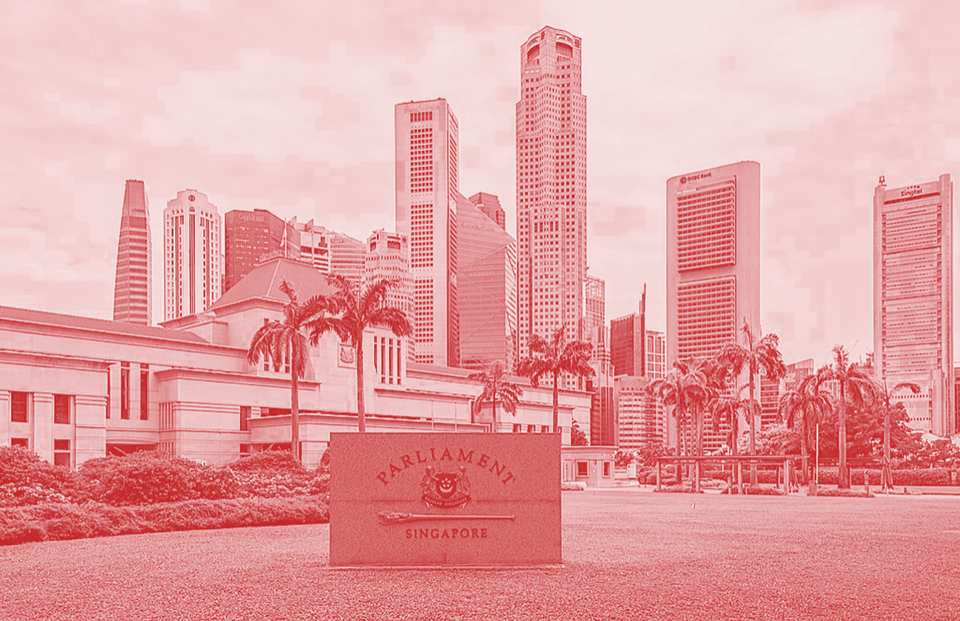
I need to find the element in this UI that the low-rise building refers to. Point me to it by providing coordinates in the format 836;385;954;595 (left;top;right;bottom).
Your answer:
0;257;590;468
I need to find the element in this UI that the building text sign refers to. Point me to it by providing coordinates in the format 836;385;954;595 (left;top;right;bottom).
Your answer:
329;432;561;566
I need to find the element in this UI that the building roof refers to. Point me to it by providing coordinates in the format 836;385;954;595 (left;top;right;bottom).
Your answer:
0;305;208;344
210;256;336;310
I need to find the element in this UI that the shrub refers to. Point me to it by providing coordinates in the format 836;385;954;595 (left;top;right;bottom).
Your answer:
0;496;330;546
727;485;785;496
816;489;873;498
0;446;69;494
70;453;243;505
229;451;306;474
654;484;701;494
811;467;954;487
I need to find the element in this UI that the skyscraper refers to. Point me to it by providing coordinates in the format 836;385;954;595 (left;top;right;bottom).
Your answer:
610;313;666;379
516;26;587;382
395;98;460;366
164;189;222;321
667;161;761;450
364;229;414;328
287;218;365;282
615;376;665;450
468;191;506;229
112;180;152;325
458;193;518;370
223;209;299;293
874;175;954;435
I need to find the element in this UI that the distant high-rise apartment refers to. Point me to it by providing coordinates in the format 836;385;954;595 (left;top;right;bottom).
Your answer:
112;180;152;325
667;161;761;450
223;209;299;293
289;218;365;282
364;229;414;327
458;193;518;370
395;98;460;366
517;26;587;384
874;175;954;435
164;189;222;321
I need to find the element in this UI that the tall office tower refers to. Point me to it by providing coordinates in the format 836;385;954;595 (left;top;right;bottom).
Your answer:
289;217;332;273
457;193;518;370
223;209;299;293
615;376;665;450
611;315;667;379
469;192;506;229
609;313;640;377
874;175;954;435
289;218;365;282
364;229;414;327
667;161;761;451
782;358;815;394
587;325;616;446
584;274;605;338
112;180;152;325
516;26;587;385
759;375;780;429
164;189;222;321
395;98;460;366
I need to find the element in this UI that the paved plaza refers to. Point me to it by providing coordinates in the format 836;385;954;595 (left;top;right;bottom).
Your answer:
1;491;958;620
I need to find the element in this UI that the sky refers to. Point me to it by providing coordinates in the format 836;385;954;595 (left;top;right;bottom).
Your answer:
2;0;959;369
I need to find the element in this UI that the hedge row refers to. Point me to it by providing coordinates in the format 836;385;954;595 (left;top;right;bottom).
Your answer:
636;464;958;487
0;447;330;508
0;496;329;546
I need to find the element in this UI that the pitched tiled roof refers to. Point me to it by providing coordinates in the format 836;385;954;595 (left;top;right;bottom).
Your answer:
211;257;336;310
0;305;209;343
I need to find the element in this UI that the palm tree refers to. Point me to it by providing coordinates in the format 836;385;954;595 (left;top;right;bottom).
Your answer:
706;383;757;492
717;318;786;485
817;345;877;489
516;324;594;435
313;275;412;433
468;360;523;431
646;359;711;488
873;380;921;491
246;280;335;461
779;374;834;488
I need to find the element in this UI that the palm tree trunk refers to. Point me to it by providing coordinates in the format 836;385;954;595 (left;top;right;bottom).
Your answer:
800;414;809;486
552;372;559;435
290;365;300;462
675;407;683;485
356;337;366;433
748;366;757;486
695;408;703;492
493;393;498;433
731;409;742;494
838;396;849;489
882;404;892;491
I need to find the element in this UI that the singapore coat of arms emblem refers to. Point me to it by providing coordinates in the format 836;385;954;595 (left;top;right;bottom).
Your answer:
420;465;471;508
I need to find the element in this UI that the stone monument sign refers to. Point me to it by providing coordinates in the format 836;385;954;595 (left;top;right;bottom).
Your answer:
329;432;562;566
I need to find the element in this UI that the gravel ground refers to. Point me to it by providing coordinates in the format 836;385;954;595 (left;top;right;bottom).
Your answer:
1;492;958;620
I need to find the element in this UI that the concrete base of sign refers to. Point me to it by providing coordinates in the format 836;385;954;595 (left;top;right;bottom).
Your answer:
329;433;562;567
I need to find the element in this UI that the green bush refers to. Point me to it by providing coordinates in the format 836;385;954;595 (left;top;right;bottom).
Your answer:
0;496;329;546
727;485;785;496
812;467;955;487
815;489;873;498
229;451;305;473
0;447;70;504
654;484;701;494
